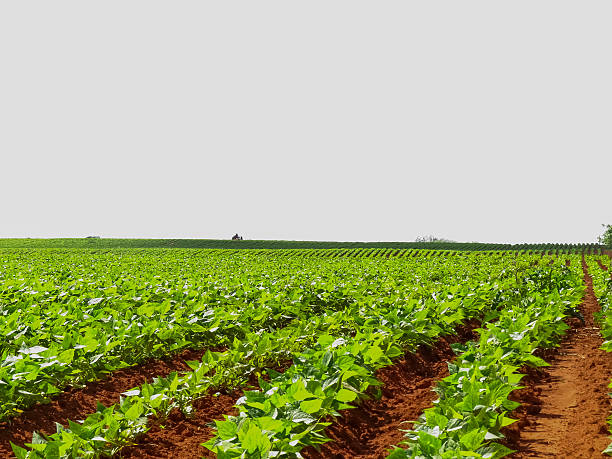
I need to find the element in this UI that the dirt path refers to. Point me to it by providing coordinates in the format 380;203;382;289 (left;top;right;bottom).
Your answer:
301;321;480;459
0;347;213;458
508;259;612;458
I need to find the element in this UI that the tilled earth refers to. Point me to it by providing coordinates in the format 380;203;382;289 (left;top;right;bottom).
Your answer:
301;321;480;459
0;347;213;458
505;259;612;458
3;256;612;459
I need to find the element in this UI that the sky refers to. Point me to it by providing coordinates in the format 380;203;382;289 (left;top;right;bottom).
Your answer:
1;2;610;244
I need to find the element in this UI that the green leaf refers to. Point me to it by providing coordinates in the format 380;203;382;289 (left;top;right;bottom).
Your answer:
300;398;323;414
238;422;266;454
335;388;357;403
460;428;486;451
215;420;238;440
57;349;75;364
317;335;335;347
286;408;316;424
124;401;143;421
500;415;517;427
523;354;549;367
289;381;313;401
365;345;384;363
10;442;29;459
256;417;284;432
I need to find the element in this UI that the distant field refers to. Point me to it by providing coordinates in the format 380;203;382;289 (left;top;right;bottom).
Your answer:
0;238;605;253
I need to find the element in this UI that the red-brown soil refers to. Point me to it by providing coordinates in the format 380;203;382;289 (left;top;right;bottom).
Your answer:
118;389;241;459
505;259;612;458
301;320;481;459
0;347;213;458
113;321;479;459
116;359;291;459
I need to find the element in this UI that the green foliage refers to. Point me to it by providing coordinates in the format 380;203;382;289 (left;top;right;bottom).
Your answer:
205;256;584;458
396;259;584;458
4;250;589;458
599;224;612;247
9;249;529;458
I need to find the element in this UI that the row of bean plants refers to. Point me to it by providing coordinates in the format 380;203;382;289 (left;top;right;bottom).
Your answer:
390;257;584;457
1;249;363;420
2;250;580;458
204;256;584;458
5;250;533;457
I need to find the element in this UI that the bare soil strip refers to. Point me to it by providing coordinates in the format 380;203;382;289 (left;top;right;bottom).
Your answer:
0;347;212;458
118;389;241;459
113;321;479;459
301;320;480;459
116;360;291;459
506;259;612;458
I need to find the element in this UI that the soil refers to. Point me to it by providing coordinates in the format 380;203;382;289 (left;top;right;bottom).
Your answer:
115;359;291;459
505;258;612;458
111;321;479;459
118;389;241;459
301;320;481;459
0;347;213;458
4;255;611;459
598;260;609;272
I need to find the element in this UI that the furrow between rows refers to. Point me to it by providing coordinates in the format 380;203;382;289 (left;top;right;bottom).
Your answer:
0;347;213;458
112;322;481;459
302;321;480;459
504;258;612;458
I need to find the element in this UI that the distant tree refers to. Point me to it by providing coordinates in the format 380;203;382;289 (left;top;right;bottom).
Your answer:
598;224;612;247
415;235;455;243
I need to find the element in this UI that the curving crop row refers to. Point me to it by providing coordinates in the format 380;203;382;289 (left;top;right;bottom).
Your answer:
9;251;526;458
389;258;584;458
8;248;506;419
1;250;365;420
203;257;577;457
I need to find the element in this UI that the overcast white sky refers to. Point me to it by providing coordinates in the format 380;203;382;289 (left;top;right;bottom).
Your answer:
1;2;610;244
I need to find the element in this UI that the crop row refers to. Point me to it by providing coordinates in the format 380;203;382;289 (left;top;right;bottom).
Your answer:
8;253;581;458
391;258;584;457
1;249;518;421
251;248;592;258
3;251;548;457
205;257;584;458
